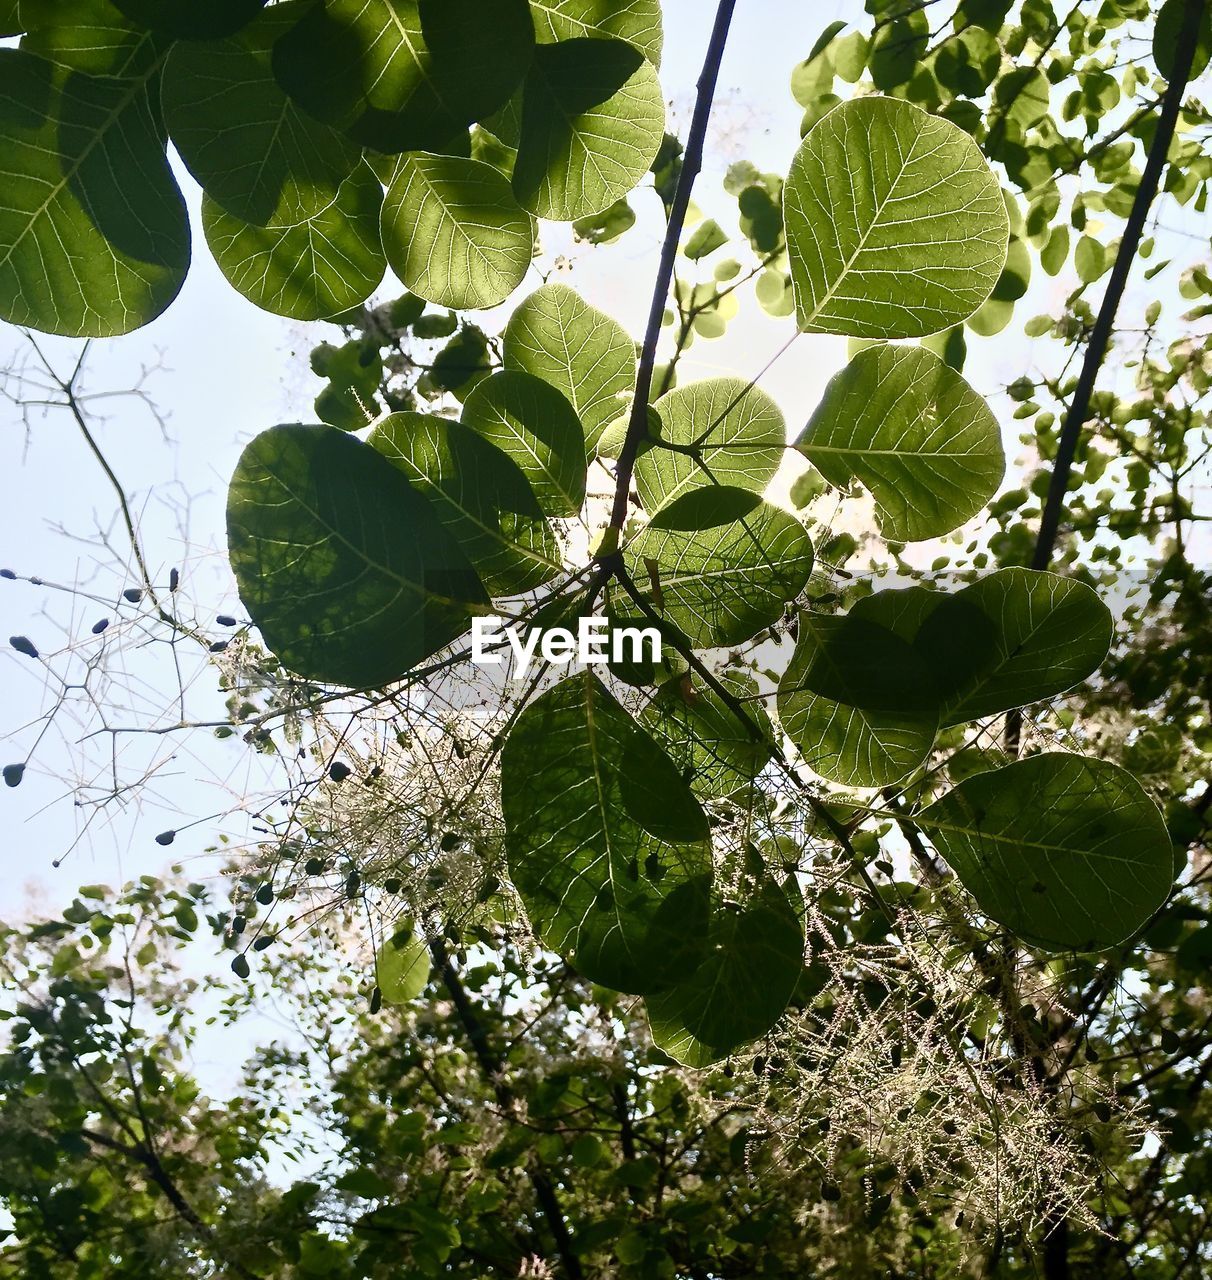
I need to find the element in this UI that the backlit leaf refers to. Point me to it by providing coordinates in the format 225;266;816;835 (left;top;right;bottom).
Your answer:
504;283;636;457
226;424;488;687
460;371;587;518
647;877;804;1065
203;163;385;320
376;921;431;1004
271;0;534;153
529;0;663;65
643;673;774;799
785;96;1009;338
382;153;535;310
369;412;562;596
625;490;814;648
635;379;786;516
920;754;1174;950
163;3;361;227
796;344;1005;541
0;48;190;337
777;607;938;789
502;672;712;993
915;568;1113;725
512;37;665;221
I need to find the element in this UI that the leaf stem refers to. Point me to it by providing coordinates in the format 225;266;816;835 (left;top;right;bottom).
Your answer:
609;0;738;532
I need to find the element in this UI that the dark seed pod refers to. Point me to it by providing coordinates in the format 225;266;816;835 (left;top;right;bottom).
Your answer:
216;614;237;627
155;830;176;846
383;877;402;894
821;1181;842;1202
3;763;25;788
1084;1043;1100;1062
252;934;275;951
328;761;352;783
1093;1101;1112;1123
304;857;326;876
232;915;246;935
0;569;14;579
9;636;39;659
370;986;382;1015
345;871;361;898
891;1043;902;1069
255;884;274;905
169;568;180;592
123;588;143;603
209;641;229;654
231;954;250;979
439;831;460;852
91;618;110;634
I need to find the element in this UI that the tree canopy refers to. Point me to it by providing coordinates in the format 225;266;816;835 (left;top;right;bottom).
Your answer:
2;0;1212;1276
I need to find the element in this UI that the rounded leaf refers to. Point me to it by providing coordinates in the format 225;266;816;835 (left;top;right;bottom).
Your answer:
204;164;386;320
226;423;488;687
369;412;562;596
647;878;804;1065
796;344;1005;541
382;153;535;310
530;0;662;65
271;0;534;153
625;491;814;648
920;754;1174;951
636;378;786;516
512;38;665;221
162;4;361;227
503;282;636;456
501;672;712;994
0;49;190;337
785;96;1009;338
460;371;587;518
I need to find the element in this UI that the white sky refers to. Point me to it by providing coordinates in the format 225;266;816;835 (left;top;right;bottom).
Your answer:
0;0;1208;920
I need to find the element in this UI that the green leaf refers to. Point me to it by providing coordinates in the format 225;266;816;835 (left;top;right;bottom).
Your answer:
460;371;586;518
382;153;535;310
992;66;1050;133
1154;0;1212;79
529;0;663;65
785;96;1009;338
226;424;488;687
635;379;786;516
777;608;937;789
162;3;361;227
113;0;267;39
919;754;1174;951
271;0;534;153
795;344;1005;541
20;0;155;74
643;673;774;799
915;568;1113;725
0;48;190;337
203;164;385;320
1040;224;1069;276
647;878;804;1065
501;672;712;993
624;491;814;648
512;38;665;221
503;282;637;456
683;218;727;260
376;921;431;1004
369;412;562;595
1075;235;1107;283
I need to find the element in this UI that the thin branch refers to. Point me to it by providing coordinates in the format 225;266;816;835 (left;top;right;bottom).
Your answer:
1030;0;1206;571
609;0;738;533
